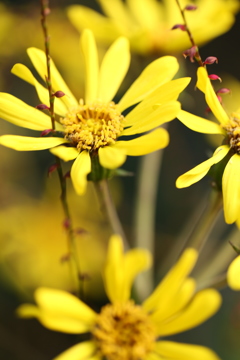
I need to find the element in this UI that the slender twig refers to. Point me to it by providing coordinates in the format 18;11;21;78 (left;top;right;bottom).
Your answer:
40;0;81;296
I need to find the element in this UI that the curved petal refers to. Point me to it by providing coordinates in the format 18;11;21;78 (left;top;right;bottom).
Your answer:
27;47;78;108
71;150;91;195
53;341;97;360
154;341;221;360
222;153;240;224
103;235;151;303
0;93;57;131
227;256;240;290
156;289;222;336
176;145;230;188
0;135;68;151
197;67;229;125
98;37;130;102
122;101;180;136
178;110;225;135
98;145;127;169
118;56;179;111
80;29;99;104
143;248;198;313
50;146;79;161
115;128;169;156
11;63;68;116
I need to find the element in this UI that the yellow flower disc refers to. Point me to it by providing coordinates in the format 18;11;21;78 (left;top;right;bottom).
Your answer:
92;300;156;360
222;113;240;153
61;99;125;152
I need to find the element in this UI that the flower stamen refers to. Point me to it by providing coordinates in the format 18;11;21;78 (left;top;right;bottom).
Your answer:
223;114;240;153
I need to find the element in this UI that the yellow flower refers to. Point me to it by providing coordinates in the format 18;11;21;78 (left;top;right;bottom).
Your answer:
0;29;190;195
17;235;221;360
227;255;240;290
67;0;239;56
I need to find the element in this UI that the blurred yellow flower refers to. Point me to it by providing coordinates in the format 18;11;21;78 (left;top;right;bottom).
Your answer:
227;255;240;290
18;235;221;360
67;0;239;56
0;29;190;195
176;67;240;224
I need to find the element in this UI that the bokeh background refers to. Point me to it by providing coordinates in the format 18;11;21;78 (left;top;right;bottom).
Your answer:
0;1;240;359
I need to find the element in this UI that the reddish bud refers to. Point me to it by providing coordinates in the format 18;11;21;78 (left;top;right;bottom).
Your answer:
75;227;88;235
171;24;186;31
60;253;70;263
217;95;222;104
48;163;59;176
184;5;198;10
53;91;65;98
79;272;91;281
43;7;51;16
183;46;198;63
64;171;71;179
216;88;231;95
63;218;71;229
203;56;218;65
208;74;222;82
41;129;53;137
36;104;49;110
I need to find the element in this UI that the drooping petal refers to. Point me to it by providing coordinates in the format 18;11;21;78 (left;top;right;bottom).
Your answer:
98;146;127;169
122;101;180;136
118;56;179;111
115;128;169;155
156;289;222;336
176;145;230;188
154;341;221;360
0;135;68;151
80;29;99;104
143;248;198;313
123;78;190;128
227;256;240;290
222;153;240;224
11;63;68;116
71;150;91;195
0;93;60;131
53;341;97;360
98;37;130;102
197;67;229;125
178;110;225;135
27;47;78;108
50;146;79;161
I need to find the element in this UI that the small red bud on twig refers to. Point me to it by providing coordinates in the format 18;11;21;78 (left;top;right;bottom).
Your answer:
216;88;231;95
183;46;198;62
63;218;71;229
171;24;187;31
203;56;218;65
41;129;54;137
184;5;198;10
64;171;71;179
53;91;65;98
36;104;50;111
48;163;59;176
208;74;222;82
60;253;70;263
217;95;222;104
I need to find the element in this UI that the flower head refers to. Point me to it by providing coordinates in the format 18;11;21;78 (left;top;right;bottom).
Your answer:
176;67;240;224
0;29;190;195
67;0;239;55
18;235;221;360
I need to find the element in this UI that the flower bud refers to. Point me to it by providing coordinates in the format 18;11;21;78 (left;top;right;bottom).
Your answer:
171;24;186;31
208;74;222;82
41;129;54;137
53;91;65;98
203;56;218;65
48;163;59;176
184;5;198;10
216;88;231;95
36;104;50;110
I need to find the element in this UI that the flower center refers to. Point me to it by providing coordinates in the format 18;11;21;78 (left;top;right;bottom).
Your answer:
92;301;156;360
223;114;240;153
60;100;125;152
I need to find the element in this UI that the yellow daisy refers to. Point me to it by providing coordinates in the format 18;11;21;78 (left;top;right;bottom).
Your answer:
17;235;222;360
0;29;190;195
67;0;239;55
176;67;240;224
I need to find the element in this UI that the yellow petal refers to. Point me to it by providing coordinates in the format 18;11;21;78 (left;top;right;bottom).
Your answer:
53;341;97;360
197;67;229;125
222;154;240;224
71;150;91;195
98;146;127;169
227;256;240;290
154;341;221;360
11;64;68;116
103;235;151;303
80;29;99;104
0;135;68;151
115;128;169;155
0;93;57;131
157;289;222;336
127;0;160;30
98;0;132;28
27;47;78;108
178;110;225;135
118;56;179;111
176;145;229;188
123;78;191;128
143;248;198;312
98;37;130;102
122;101;180;136
50;146;79;161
